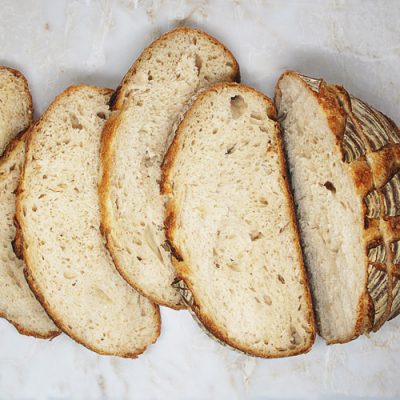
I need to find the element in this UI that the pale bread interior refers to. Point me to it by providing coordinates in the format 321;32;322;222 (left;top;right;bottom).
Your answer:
103;29;238;308
276;74;366;343
164;85;314;356
17;86;159;355
0;138;58;337
0;68;32;155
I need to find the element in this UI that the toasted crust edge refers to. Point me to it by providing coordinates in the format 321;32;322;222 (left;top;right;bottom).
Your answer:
100;27;239;309
161;82;316;358
15;85;161;357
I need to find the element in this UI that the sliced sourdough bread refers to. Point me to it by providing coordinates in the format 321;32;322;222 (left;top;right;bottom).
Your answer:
0;67;33;155
0;133;59;338
161;83;315;357
15;86;160;357
100;27;239;309
275;71;395;344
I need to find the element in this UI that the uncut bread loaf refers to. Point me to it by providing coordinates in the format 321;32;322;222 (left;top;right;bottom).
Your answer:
162;83;315;357
100;27;239;309
0;67;33;155
275;71;399;344
15;86;160;357
0;134;59;339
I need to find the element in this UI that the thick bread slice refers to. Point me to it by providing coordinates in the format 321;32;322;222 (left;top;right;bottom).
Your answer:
15;86;160;357
162;83;315;357
0;134;59;338
275;71;388;344
100;27;239;309
0;67;33;155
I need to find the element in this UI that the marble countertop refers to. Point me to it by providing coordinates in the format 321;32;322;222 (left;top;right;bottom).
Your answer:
1;1;400;399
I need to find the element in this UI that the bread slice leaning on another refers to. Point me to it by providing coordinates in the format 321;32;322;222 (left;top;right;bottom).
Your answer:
162;83;315;357
15;86;160;357
275;71;395;344
100;27;239;309
0;67;33;155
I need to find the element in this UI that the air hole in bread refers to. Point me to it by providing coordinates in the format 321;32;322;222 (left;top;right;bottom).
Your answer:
323;181;336;193
225;144;236;155
32;205;37;212
195;54;202;75
230;95;247;119
97;112;106;120
147;72;153;81
70;114;82;130
212;128;218;134
250;231;263;241
277;274;285;284
9;163;16;172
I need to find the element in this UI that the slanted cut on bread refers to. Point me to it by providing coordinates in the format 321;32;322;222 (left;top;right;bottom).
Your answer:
162;83;315;357
0;67;33;155
275;71;400;344
100;27;239;309
0;133;59;339
16;86;160;357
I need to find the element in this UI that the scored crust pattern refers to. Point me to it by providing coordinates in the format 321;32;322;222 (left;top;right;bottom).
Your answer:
298;73;400;330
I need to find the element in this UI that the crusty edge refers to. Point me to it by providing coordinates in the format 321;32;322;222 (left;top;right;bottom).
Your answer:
100;27;239;309
275;71;380;344
98;111;185;310
161;82;316;358
15;85;161;357
112;26;240;111
0;131;60;339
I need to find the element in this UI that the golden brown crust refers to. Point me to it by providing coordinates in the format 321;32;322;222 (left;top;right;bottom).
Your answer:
162;82;316;357
15;85;161;357
113;27;240;111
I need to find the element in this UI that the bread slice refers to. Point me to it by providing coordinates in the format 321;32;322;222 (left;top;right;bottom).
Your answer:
0;67;33;155
275;71;391;343
0;133;59;338
161;83;315;357
100;27;239;309
15;85;160;357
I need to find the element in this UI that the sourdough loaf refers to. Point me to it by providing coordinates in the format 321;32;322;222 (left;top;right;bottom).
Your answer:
275;71;399;343
162;83;315;357
16;85;160;357
100;27;239;309
0;67;33;155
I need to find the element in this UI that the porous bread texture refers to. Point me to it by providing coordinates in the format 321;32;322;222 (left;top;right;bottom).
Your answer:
0;67;33;155
100;27;239;309
16;86;160;357
0;135;59;338
275;72;381;344
162;83;315;358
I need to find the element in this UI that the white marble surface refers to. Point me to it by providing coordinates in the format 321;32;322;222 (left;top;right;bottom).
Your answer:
1;1;400;399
